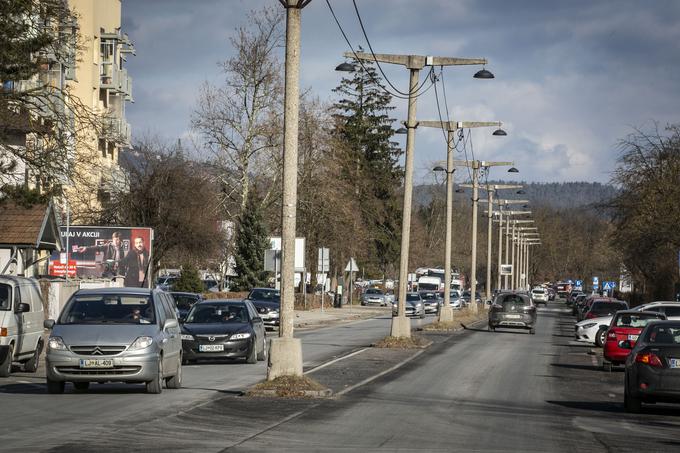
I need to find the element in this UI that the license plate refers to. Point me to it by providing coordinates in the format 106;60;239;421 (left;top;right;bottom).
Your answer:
506;314;521;319
79;359;114;368
670;358;680;369
628;334;639;341
199;344;224;352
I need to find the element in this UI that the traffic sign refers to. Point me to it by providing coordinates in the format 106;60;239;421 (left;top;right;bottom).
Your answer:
345;258;359;273
603;281;617;290
575;280;583;287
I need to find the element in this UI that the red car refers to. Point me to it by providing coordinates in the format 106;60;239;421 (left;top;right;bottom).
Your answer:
603;310;666;371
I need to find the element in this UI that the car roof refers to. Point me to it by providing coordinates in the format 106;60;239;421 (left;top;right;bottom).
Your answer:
74;287;154;295
170;292;202;297
250;287;279;292
614;309;663;316
196;299;245;305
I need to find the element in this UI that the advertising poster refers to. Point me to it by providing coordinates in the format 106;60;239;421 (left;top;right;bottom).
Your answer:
48;226;153;288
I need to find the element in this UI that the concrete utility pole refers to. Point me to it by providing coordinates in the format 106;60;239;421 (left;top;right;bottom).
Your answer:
507;220;534;289
514;226;537;289
346;52;489;337
268;0;312;381
426;120;504;322
476;185;521;302
459;162;513;312
482;199;530;290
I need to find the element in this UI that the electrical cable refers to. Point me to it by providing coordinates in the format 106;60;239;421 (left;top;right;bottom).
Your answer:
325;0;434;101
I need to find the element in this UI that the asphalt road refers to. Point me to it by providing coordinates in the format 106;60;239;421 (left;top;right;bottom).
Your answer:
0;311;431;452
5;302;680;452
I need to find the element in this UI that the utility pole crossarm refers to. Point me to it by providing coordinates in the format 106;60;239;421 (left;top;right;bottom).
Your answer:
481;161;513;167
343;52;487;70
479;199;529;204
418;120;501;130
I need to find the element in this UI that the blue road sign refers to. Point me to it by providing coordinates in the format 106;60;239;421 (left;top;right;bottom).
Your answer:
575;280;583;287
603;281;616;290
593;277;599;289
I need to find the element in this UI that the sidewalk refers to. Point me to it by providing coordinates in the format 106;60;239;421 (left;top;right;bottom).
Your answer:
293;305;389;330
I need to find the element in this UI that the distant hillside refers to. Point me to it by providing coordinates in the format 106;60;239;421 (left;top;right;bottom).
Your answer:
414;181;619;211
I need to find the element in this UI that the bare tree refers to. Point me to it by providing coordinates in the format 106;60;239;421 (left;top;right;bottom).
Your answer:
191;6;284;219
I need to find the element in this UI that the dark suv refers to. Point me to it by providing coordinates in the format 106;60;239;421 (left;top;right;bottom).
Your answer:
488;292;537;334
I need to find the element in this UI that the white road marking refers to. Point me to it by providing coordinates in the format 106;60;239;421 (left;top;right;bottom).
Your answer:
303;348;368;375
335;350;425;396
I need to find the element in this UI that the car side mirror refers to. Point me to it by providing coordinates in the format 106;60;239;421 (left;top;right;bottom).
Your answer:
164;319;178;330
485;300;492;306
16;302;30;313
252;316;263;323
618;340;632;349
44;319;55;329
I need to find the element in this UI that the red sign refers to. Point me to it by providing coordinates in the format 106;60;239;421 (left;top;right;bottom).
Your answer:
49;260;77;278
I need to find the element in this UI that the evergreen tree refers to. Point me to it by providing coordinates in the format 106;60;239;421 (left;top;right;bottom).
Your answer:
231;192;270;291
174;263;205;293
332;51;403;278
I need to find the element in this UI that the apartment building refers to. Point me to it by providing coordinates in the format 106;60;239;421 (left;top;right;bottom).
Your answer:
0;0;134;220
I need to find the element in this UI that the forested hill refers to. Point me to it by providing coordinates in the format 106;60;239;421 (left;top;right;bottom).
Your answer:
414;181;619;210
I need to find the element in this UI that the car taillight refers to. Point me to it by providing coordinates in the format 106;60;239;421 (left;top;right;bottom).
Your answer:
607;331;617;340
635;352;663;368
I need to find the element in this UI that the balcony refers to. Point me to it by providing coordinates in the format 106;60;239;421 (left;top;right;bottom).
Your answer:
100;66;133;101
102;116;131;147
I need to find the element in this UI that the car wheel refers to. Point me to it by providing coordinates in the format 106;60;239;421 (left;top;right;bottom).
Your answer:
23;340;43;373
529;328;536;335
595;327;607;347
46;378;65;394
488;324;495;332
146;360;163;394
256;335;268;361
246;340;257;364
166;358;182;389
0;344;14;377
420;312;425;319
73;381;90;391
624;382;642;413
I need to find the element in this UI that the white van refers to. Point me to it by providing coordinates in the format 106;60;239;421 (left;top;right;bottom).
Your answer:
0;276;45;376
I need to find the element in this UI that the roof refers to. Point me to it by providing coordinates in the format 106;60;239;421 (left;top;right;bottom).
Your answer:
0;200;62;250
75;287;154;295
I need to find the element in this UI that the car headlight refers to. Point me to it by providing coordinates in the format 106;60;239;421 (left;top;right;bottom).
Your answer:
231;332;251;340
581;323;597;329
181;334;194;341
128;336;153;351
416;303;422;307
47;336;67;351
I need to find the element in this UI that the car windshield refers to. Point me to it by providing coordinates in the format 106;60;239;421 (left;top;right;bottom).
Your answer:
420;293;437;300
614;313;661;328
646;325;680;344
590;302;627;315
186;304;247;323
0;283;10;310
406;294;421;302
497;295;530;309
249;289;280;301
366;289;383;295
532;289;545;294
60;294;155;324
172;295;199;310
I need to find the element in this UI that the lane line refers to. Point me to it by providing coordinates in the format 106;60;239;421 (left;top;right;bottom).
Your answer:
335;349;425;396
303;348;368;375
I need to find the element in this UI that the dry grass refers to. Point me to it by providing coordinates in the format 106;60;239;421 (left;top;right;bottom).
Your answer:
246;375;328;398
373;335;430;349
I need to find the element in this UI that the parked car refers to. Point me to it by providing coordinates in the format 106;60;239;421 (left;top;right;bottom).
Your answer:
634;301;680;320
361;288;390;307
623;320;680;412
43;288;182;394
583;299;628;320
418;291;441;314
488;292;537;334
0;276;45;377
244;288;280;330
547;288;556;301
575;315;616;347
392;293;425;318
180;300;267;364
571;294;588;314
603;310;666;371
170;292;203;319
531;287;549;305
461;291;482;306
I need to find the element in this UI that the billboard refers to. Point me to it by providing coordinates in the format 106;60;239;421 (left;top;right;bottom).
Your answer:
49;226;153;288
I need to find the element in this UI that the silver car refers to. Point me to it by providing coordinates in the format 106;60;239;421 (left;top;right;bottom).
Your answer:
361;288;389;306
44;288;182;394
392;293;425;318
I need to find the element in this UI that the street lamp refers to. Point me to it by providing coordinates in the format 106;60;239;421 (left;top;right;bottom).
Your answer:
426;120;506;321
474;67;495;79
344;51;492;338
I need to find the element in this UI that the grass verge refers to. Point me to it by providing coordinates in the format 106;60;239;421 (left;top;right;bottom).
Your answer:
246;375;329;398
373;335;430;349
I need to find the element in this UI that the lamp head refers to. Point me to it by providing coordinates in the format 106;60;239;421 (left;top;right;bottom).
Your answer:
335;62;356;72
473;68;495;79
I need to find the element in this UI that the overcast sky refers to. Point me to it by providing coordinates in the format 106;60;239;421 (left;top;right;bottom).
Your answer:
121;0;680;185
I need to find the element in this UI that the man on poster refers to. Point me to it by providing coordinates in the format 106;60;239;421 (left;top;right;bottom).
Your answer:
76;231;126;277
121;236;150;287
